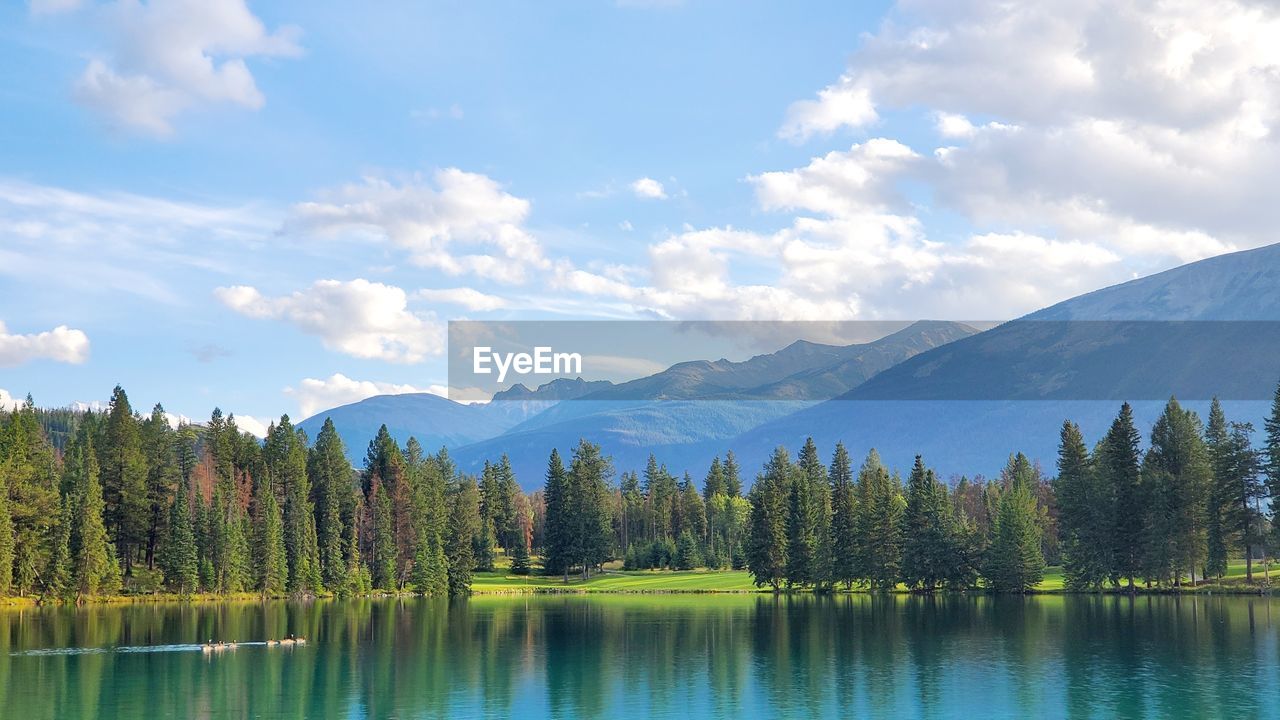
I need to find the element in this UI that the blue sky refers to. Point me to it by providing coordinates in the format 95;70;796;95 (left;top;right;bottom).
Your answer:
2;0;1275;431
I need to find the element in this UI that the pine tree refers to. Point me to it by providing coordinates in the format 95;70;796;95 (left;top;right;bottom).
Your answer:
747;447;791;590
0;464;13;596
1099;403;1144;589
510;528;532;575
140;404;178;571
161;473;199;595
47;494;72;598
542;449;572;580
212;483;252;593
619;470;644;555
828;442;857;589
675;531;701;570
66;425;115;598
789;437;831;589
1222;422;1263;582
568;440;613;579
473;515;498;572
1142;398;1211;586
985;464;1044;593
493;456;522;552
446;478;480;595
309;418;351;592
254;479;288;595
99;386;149;575
723;451;743;497
785;459;817;588
900;456;966;591
369;479;397;590
1265;380;1280;528
1;396;60;597
852;450;903;590
411;530;449;595
1057;420;1109;590
1204;399;1234;579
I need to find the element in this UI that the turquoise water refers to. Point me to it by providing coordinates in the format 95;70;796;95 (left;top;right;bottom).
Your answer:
1;594;1277;718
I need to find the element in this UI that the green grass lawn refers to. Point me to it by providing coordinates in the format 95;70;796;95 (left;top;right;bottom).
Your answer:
472;568;760;593
472;556;1279;594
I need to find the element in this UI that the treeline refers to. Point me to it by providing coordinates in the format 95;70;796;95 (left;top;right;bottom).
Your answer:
533;395;1280;593
1056;397;1277;590
0;386;507;600
4;385;1280;600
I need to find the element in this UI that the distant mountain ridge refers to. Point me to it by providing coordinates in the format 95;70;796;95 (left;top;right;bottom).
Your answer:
574;320;978;401
1027;243;1280;321
302;320;977;470
729;242;1280;478
302;243;1280;484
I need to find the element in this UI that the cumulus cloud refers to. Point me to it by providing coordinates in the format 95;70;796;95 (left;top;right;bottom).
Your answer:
0;321;90;366
290;169;547;284
215;279;443;363
777;0;1280;263
417;287;508;312
285;372;446;418
779;81;876;142
750;138;919;217
0;388;23;412
66;0;302;136
230;413;269;438
630;177;668;200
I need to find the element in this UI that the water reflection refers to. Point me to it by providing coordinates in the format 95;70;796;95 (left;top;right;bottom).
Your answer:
1;594;1276;719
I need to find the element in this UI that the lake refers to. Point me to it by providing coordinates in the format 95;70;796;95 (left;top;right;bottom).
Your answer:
1;593;1277;718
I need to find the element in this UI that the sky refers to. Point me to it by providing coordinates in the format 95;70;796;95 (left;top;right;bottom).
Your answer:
2;0;1278;433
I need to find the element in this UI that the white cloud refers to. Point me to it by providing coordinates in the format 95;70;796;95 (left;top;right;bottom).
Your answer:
778;0;1280;261
619;220;634;232
215;279;443;363
779;80;876;142
290;169;547;284
284;372;445;418
630;177;668;200
66;0;302;136
230;413;269;438
750;138;919;217
417;287;508;312
0;321;90;366
0;389;23;412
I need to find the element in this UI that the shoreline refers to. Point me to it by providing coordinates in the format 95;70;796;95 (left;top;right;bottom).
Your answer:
5;583;1277;606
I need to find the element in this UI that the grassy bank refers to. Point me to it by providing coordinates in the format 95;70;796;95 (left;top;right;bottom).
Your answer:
472;558;1279;595
11;559;1274;605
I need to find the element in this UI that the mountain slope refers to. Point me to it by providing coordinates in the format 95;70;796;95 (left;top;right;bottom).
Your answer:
449;321;978;485
847;244;1280;402
578;320;978;401
1027;242;1280;321
298;378;614;462
731;242;1280;479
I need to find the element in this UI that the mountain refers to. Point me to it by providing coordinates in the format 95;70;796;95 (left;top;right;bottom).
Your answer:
448;321;978;484
749;321;979;399
847;244;1280;402
1026;242;1280;321
491;377;614;402
298;377;615;462
729;243;1280;479
576;320;978;401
